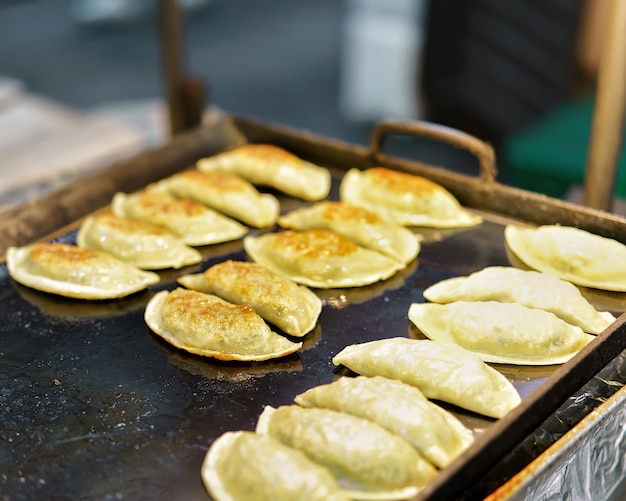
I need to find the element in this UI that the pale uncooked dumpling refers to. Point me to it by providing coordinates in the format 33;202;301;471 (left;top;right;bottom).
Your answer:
423;266;615;334
332;338;520;419
152;169;280;228
144;288;302;361
77;213;201;270
505;224;626;292
278;201;421;265
111;190;247;246
256;405;436;499
340;167;482;228
177;260;322;337
408;301;594;365
201;431;350;501
6;242;159;299
197;144;331;201
295;375;474;469
243;229;404;289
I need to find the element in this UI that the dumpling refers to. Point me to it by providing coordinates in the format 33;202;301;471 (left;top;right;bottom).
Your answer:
256;405;436;498
202;431;350;501
6;242;159;299
111;190;247;246
408;301;594;365
278;201;421;265
423;266;615;334
340;167;482;228
295;375;474;469
332;338;520;419
144;288;302;361
505;224;626;292
196;144;331;201
177;260;322;337
152;169;280;228
243;229;404;289
77;213;202;270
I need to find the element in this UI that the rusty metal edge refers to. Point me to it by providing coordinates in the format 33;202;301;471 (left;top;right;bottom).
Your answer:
0;112;245;256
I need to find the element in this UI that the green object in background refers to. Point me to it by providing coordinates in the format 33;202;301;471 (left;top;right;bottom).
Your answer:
502;94;626;199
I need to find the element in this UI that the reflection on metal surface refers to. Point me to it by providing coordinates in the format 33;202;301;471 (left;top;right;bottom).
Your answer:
13;281;155;319
317;259;418;309
487;380;626;501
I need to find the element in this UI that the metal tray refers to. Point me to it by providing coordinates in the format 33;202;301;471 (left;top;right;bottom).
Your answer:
1;112;626;500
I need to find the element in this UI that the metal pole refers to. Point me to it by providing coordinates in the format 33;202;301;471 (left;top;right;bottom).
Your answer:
583;0;626;211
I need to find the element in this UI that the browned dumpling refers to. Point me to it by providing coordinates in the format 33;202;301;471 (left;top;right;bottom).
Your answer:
111;190;247;246
340;167;482;228
144;288;302;361
6;242;159;299
77;213;201;270
278;201;421;265
177;260;321;337
152;169;280;228
243;229;404;288
196;144;331;201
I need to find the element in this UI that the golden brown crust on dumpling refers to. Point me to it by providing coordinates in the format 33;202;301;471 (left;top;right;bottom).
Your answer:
144;288;302;361
340;167;482;228
112;190;248;246
319;201;382;225
244;229;404;289
271;229;359;259
369;167;439;195
197;144;331;201
178;260;322;337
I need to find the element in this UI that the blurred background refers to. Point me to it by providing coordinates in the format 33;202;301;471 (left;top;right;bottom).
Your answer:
0;0;619;210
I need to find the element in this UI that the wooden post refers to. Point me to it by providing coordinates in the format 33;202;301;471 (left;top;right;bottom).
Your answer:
583;0;626;211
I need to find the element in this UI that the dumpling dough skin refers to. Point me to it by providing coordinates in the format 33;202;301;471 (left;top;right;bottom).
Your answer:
278;201;421;265
256;405;436;496
340;167;482;228
295;376;474;469
196;144;331;201
6;243;159;299
144;288;302;361
333;338;520;419
243;229;404;289
505;224;626;292
202;431;350;501
77;213;202;270
152;169;280;228
177;260;321;337
424;266;614;334
409;301;594;365
111;190;247;246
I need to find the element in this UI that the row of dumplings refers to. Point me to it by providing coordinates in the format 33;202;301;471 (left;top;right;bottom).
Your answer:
202;337;522;500
4;144;333;299
4;143;481;299
239;164;486;288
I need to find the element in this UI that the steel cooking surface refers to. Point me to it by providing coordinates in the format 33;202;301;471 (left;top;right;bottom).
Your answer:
0;210;582;500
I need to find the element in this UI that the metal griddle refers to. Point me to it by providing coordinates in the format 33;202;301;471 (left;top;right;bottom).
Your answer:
1;114;626;500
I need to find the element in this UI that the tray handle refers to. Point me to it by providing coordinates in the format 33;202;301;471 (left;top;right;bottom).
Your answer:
369;119;498;182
